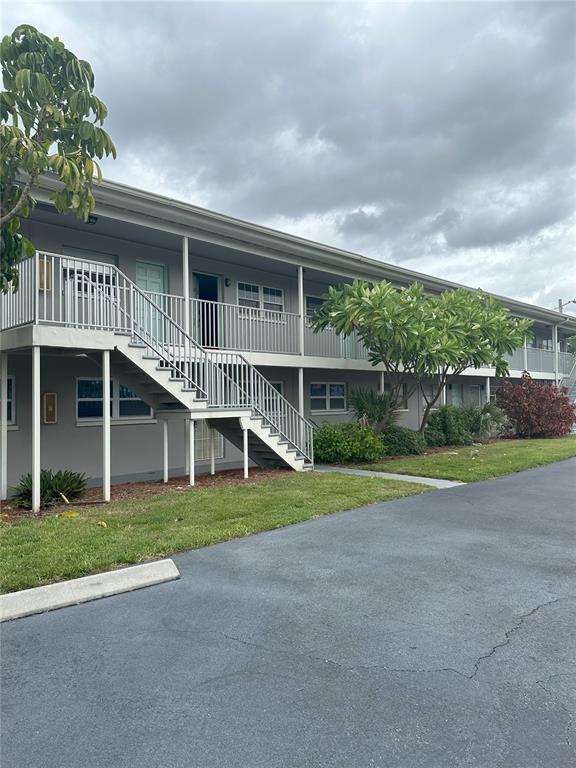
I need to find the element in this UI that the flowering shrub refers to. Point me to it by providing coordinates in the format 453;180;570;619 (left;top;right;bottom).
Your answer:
496;374;576;438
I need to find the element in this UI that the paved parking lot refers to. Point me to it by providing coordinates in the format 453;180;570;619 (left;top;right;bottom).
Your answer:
2;459;575;767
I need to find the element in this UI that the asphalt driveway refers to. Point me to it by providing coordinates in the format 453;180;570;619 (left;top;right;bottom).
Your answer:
2;460;575;768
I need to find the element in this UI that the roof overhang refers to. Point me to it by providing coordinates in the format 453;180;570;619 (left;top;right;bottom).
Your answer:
31;174;576;331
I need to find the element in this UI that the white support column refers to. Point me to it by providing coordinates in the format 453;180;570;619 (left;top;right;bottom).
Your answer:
243;426;249;479
182;236;190;335
523;337;528;372
102;350;111;502
379;371;385;394
485;376;491;404
162;420;169;483
552;325;559;385
298;367;304;418
210;429;216;476
297;266;305;356
440;382;447;406
184;419;190;474
0;353;8;501
188;418;195;486
31;346;41;513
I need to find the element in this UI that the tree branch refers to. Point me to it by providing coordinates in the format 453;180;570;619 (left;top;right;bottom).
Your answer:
0;175;35;227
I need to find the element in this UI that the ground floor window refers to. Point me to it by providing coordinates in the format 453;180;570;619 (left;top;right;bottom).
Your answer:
195;421;224;461
310;382;347;412
383;381;409;410
0;376;15;424
76;378;152;421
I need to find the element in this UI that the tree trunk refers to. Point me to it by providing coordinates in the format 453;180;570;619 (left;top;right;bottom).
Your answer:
418;376;447;432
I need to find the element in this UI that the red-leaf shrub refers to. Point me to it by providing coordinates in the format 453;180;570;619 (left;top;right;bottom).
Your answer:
496;373;576;438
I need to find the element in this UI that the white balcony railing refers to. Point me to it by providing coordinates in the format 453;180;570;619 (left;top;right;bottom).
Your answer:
504;347;574;375
0;252;314;462
1;255;573;378
190;297;300;354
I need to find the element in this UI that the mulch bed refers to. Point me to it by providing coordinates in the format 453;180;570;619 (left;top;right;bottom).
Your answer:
0;466;291;521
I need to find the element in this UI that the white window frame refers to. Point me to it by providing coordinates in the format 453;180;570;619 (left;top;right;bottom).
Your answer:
1;375;16;425
76;377;153;423
310;382;347;413
237;282;285;316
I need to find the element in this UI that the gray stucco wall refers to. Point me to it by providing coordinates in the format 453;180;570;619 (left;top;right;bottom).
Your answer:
3;350;245;488
4;352;494;487
19;216;341;314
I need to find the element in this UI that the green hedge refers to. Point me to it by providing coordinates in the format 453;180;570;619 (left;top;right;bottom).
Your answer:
424;403;509;447
425;406;473;447
380;425;426;455
314;423;384;463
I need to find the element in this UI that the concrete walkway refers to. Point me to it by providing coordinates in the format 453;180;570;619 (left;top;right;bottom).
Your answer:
315;464;464;488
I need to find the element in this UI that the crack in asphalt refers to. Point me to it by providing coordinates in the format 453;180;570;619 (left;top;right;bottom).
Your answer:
221;596;575;687
468;596;572;680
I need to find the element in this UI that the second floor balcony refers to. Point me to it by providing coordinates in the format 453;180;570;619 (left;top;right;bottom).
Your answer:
1;252;574;379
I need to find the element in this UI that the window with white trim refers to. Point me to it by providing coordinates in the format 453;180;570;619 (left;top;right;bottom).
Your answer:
383;381;409;410
238;282;284;313
119;384;153;418
0;376;15;424
76;378;152;421
310;382;347;412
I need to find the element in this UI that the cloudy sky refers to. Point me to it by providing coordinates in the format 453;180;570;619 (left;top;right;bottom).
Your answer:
5;1;576;310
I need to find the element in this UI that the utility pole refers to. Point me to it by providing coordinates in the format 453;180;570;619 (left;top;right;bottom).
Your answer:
558;298;576;312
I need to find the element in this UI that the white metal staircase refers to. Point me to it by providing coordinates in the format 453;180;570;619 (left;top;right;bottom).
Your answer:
3;253;314;470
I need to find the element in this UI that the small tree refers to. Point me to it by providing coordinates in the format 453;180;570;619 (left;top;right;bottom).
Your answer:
311;280;532;431
496;373;576;438
348;387;398;432
1;24;116;291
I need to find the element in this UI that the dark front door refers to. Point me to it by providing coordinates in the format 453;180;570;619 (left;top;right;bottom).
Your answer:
194;273;219;347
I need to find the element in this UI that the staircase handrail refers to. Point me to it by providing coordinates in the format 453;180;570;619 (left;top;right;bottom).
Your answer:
31;251;312;461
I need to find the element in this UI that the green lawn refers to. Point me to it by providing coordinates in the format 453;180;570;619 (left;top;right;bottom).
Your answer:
0;472;428;594
357;436;576;482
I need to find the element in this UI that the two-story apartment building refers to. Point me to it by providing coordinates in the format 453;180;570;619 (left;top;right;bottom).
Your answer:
2;176;575;511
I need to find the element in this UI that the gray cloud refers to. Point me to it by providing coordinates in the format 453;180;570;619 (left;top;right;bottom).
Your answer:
5;1;576;310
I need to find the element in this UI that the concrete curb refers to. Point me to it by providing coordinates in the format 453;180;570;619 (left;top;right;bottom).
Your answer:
0;559;180;623
315;465;465;489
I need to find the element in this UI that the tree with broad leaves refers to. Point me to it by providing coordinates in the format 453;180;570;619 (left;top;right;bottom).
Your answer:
310;280;533;431
1;24;116;292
